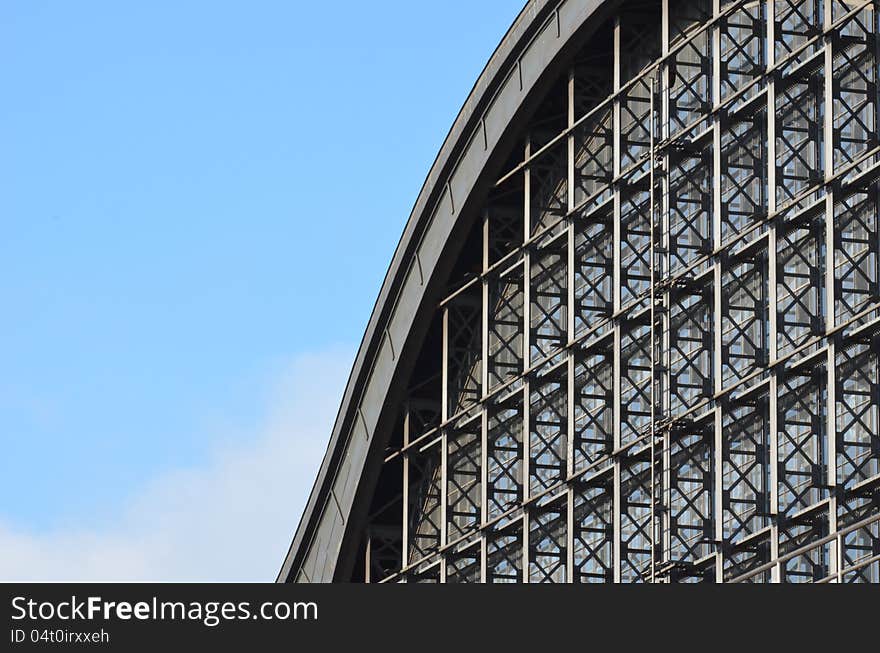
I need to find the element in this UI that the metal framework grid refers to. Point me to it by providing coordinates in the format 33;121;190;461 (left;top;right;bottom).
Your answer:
360;0;880;583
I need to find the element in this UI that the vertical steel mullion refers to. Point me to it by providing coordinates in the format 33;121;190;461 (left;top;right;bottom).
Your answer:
402;409;411;572
712;0;725;582
713;407;724;582
567;71;576;483
440;308;449;582
649;76;657;583
440;441;447;583
712;213;723;580
766;0;781;583
823;0;839;582
566;66;577;583
694;0;721;586
768;360;780;582
612;16;621;583
648;0;668;583
660;0;679;582
826;342;838;580
612;13;622;316
522;137;532;582
441;301;451;581
566;486;574;582
481;210;490;583
612;334;622;583
649;0;668;584
442;307;450;425
660;52;673;585
612;14;623;584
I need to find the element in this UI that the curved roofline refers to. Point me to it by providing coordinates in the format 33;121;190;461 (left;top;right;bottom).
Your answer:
278;0;616;582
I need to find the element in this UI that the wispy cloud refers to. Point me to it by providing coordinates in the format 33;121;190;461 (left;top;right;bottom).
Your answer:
0;346;352;581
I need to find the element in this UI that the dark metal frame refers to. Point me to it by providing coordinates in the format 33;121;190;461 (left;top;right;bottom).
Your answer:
281;0;880;584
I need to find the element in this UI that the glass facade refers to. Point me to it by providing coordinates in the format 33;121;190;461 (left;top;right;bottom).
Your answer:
356;0;880;583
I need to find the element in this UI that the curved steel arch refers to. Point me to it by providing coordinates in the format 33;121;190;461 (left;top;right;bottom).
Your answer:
278;0;616;583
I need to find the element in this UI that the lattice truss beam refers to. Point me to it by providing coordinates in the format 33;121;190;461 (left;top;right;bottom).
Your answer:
359;0;880;583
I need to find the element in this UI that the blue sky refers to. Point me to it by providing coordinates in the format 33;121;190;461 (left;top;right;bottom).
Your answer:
0;1;523;579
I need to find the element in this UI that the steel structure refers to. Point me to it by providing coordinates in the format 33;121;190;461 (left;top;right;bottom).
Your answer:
280;0;880;583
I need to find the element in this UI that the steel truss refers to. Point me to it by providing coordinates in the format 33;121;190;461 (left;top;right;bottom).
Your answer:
359;0;880;583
